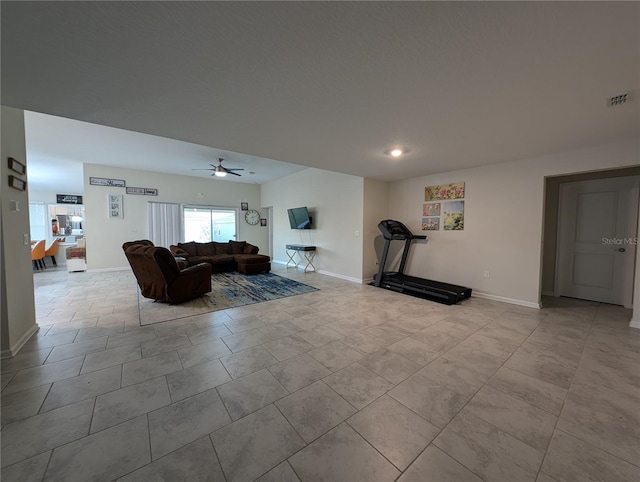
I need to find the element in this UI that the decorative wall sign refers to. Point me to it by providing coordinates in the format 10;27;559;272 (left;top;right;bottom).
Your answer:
109;194;123;219
425;182;465;201
8;157;26;175
90;177;126;187
443;201;465;230
126;187;158;196
56;194;83;204
8;175;26;191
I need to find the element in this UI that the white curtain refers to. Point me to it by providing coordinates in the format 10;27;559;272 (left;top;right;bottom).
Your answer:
147;202;181;248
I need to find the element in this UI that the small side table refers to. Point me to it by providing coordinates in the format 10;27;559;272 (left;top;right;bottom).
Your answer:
285;244;317;273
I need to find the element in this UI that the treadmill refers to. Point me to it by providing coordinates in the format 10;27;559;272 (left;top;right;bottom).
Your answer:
373;219;472;305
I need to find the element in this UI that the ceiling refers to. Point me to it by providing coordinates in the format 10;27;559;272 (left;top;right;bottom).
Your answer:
23;111;306;193
2;2;639;193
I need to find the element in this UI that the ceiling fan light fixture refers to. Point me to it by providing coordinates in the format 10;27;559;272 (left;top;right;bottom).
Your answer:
214;169;227;177
390;148;403;157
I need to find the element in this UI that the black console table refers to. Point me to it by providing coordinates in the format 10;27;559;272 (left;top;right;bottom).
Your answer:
285;244;317;272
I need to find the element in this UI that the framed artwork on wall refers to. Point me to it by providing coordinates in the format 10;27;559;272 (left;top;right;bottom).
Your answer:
109;194;123;219
423;202;441;217
241;202;249;211
421;217;440;231
443;201;464;230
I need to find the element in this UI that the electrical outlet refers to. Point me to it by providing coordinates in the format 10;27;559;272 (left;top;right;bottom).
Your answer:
483;270;490;279
354;230;360;237
23;234;30;245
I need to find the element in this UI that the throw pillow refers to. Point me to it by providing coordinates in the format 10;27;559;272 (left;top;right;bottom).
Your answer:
215;242;232;255
178;242;198;256
197;242;217;256
170;246;190;257
229;240;247;254
243;244;259;254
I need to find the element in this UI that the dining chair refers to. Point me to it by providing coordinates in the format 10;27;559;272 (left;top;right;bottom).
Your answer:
31;240;46;271
44;238;64;267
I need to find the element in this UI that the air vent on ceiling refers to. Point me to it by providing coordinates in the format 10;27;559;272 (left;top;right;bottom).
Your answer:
608;92;632;107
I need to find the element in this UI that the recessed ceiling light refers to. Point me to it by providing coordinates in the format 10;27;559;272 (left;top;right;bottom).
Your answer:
390;149;403;157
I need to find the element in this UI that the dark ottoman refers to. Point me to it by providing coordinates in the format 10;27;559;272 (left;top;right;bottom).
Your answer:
236;254;271;275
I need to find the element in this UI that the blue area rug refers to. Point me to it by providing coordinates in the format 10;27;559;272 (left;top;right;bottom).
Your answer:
138;272;318;325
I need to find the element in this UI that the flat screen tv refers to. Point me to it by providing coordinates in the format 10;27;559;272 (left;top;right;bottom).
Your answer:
287;206;311;229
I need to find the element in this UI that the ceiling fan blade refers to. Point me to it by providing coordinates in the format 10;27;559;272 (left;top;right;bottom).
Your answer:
226;168;244;172
191;168;214;171
227;171;242;177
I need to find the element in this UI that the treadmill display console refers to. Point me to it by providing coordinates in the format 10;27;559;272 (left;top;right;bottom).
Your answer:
379;220;426;240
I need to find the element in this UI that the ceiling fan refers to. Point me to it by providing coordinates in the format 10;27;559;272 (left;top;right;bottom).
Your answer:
191;158;244;177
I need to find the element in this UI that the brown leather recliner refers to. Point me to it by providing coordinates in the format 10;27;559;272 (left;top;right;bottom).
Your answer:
122;240;212;303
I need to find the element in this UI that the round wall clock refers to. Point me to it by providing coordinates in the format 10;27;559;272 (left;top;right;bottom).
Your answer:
244;209;260;225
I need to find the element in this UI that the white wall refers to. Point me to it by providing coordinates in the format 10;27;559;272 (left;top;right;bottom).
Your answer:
261;168;365;281
363;178;389;281
388;138;640;307
1;106;38;357
83;164;267;270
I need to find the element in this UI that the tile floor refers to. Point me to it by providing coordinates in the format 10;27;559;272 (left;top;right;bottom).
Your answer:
1;265;639;481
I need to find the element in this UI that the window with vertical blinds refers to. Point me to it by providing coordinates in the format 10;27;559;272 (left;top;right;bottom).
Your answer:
147;202;181;248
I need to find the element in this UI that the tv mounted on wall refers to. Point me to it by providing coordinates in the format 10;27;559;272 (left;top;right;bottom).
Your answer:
287;206;312;229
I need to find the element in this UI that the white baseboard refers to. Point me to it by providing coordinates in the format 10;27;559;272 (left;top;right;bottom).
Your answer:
316;270;362;284
472;290;541;309
629;320;640;330
273;259;363;283
1;324;40;359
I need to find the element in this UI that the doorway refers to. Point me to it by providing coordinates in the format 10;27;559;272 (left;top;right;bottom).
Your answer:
542;167;640;307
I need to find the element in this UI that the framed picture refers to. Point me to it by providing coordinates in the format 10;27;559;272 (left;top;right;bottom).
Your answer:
423;202;441;217
109;194;123;219
260;218;267;227
443;200;464;230
421;217;440;231
425;182;465;201
8;175;26;191
8;157;26;175
241;202;249;211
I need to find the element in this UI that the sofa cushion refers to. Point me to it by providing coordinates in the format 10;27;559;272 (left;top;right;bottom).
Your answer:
229;240;247;254
197;242;217;256
234;254;270;264
178;242;198;256
215;242;232;255
243;244;259;255
206;254;235;266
